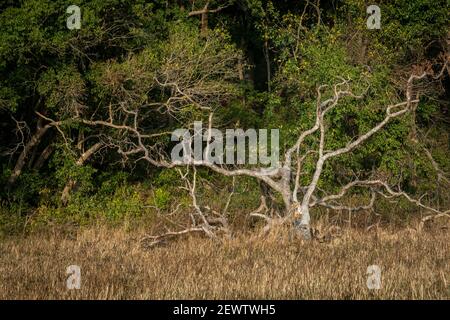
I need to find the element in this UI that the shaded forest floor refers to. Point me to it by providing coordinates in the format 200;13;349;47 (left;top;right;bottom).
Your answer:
0;222;449;299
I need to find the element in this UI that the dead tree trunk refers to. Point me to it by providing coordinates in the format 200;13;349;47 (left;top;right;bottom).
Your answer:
32;144;54;170
69;60;449;241
188;1;228;36
8;119;53;186
60;142;102;205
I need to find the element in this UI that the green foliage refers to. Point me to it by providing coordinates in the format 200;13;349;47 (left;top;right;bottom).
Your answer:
50;149;96;195
97;171;129;195
0;0;448;233
153;188;171;210
339;0;449;64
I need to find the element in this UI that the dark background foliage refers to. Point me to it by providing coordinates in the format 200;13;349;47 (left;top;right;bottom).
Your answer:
0;0;448;234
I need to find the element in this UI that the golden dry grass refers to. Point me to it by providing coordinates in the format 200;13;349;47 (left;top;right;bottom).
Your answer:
0;224;449;300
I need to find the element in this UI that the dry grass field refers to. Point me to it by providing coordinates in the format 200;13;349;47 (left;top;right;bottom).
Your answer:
0;220;449;300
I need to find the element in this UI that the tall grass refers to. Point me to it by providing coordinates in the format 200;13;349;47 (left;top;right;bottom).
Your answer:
0;222;448;299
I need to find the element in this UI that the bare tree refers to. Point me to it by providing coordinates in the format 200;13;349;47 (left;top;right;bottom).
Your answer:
60;142;104;205
141;166;232;248
30;23;448;242
76;59;449;242
7;118;66;187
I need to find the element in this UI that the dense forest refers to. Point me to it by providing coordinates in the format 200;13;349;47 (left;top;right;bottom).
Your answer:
0;0;449;239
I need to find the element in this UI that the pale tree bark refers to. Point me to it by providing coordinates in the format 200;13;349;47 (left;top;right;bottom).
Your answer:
163;65;447;239
141;166;233;248
32;144;54;170
48;58;450;241
7;118;64;187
